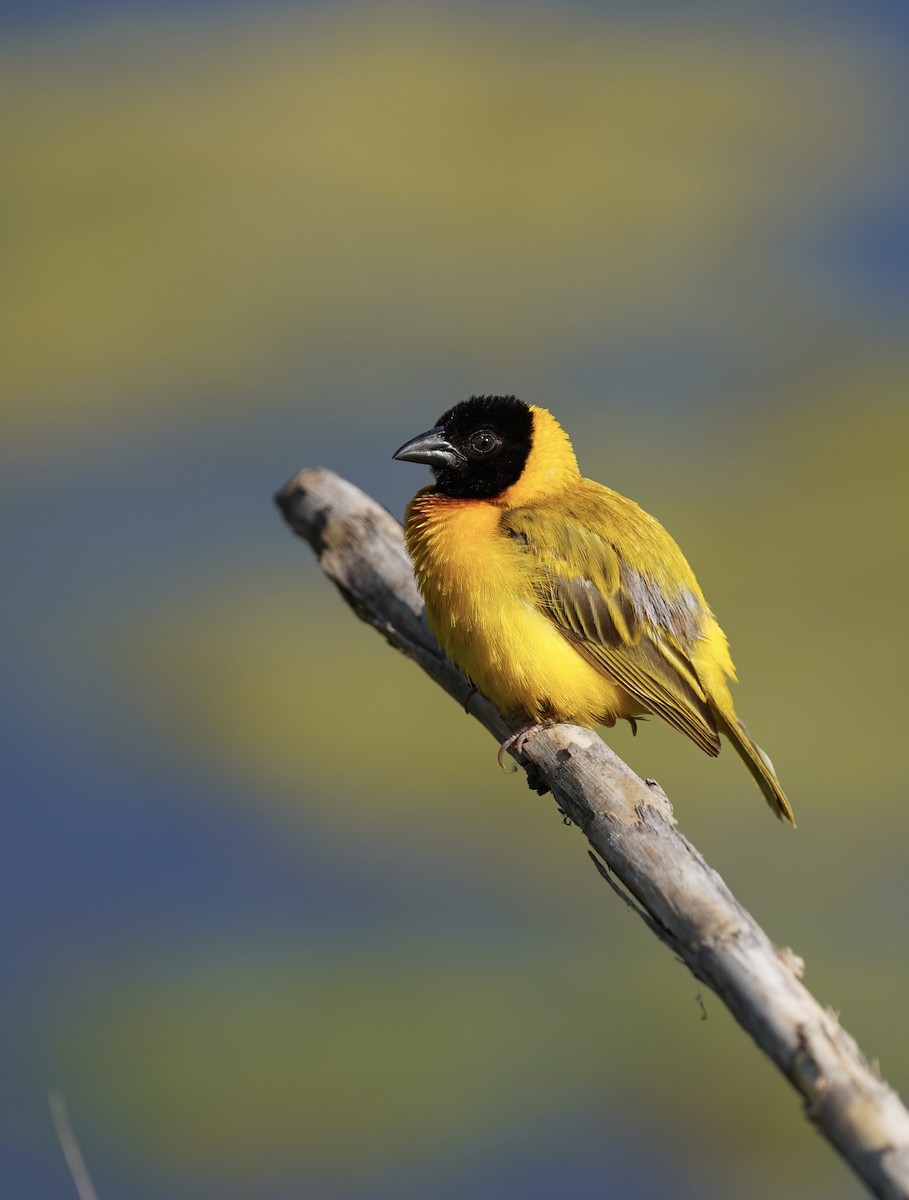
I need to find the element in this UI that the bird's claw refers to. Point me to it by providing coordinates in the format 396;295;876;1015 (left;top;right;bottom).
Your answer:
497;721;551;771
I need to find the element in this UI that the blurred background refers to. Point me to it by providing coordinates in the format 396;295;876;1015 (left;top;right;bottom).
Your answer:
3;1;908;1197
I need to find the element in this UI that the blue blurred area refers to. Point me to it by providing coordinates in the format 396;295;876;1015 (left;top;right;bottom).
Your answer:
831;198;909;308
2;3;907;1198
4;0;909;39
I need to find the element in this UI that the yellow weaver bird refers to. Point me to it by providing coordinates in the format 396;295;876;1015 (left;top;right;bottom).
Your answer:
394;395;794;825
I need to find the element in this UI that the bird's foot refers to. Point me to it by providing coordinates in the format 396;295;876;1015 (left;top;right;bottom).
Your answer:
497;720;556;772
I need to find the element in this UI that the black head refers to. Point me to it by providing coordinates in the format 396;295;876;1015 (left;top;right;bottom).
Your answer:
393;395;533;499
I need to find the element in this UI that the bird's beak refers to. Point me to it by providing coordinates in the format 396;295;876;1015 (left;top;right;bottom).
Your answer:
392;426;464;468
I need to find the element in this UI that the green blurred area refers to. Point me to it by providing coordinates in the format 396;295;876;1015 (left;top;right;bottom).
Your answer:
5;6;908;1199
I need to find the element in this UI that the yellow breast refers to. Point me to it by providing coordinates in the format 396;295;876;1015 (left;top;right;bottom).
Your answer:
404;491;638;725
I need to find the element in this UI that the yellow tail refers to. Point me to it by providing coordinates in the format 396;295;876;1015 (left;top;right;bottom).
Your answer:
720;717;795;826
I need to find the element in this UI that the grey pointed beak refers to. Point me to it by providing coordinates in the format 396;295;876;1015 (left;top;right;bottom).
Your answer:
392;426;464;468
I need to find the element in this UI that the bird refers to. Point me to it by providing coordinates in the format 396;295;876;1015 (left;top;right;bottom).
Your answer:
393;395;794;825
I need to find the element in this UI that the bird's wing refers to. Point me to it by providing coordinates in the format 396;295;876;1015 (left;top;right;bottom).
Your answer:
502;505;721;755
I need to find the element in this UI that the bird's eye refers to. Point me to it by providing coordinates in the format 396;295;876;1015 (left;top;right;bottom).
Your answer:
468;429;501;456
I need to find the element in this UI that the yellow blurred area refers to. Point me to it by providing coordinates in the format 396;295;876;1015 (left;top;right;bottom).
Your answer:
60;946;622;1176
57;936;830;1185
0;8;880;451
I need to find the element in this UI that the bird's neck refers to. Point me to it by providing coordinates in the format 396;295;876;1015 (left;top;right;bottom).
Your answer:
496;405;580;507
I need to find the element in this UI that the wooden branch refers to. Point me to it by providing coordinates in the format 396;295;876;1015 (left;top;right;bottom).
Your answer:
275;466;909;1200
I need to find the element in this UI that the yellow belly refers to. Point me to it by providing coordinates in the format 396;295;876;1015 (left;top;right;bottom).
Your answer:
405;493;638;725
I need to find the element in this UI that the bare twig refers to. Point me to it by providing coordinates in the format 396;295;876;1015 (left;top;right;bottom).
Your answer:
49;1092;99;1200
276;467;909;1200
